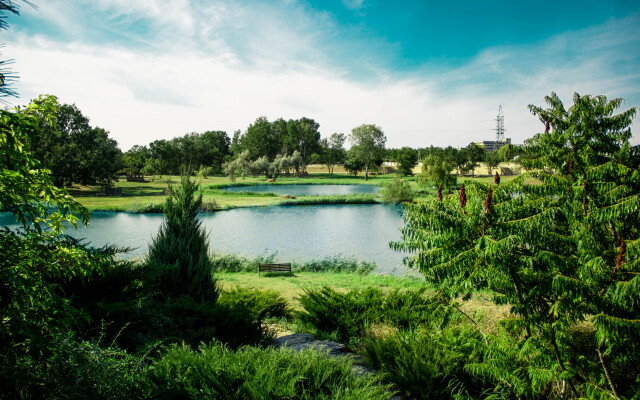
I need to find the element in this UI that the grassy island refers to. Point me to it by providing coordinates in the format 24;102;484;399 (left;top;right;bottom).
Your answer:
67;172;522;212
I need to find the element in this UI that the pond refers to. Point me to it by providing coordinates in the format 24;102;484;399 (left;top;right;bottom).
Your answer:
0;204;409;274
220;184;380;196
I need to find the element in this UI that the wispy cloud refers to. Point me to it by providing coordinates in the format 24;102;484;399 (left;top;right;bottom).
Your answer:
342;0;365;10
5;1;639;150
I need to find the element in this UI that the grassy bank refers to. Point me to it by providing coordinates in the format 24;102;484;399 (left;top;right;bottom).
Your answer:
68;172;525;212
69;173;393;211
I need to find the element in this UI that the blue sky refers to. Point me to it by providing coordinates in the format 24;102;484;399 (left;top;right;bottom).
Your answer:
4;0;640;150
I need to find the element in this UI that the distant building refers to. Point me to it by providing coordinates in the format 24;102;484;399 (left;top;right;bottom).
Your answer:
475;105;512;152
474;138;512;152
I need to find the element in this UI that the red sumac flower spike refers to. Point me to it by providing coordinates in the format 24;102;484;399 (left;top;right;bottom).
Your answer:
437;185;443;202
459;184;466;209
485;187;493;215
615;234;626;271
494;172;500;186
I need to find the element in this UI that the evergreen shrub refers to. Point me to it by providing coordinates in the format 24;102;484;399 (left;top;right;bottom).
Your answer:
296;287;446;343
0;335;149;400
147;175;219;302
364;326;491;400
219;287;291;320
148;341;392;400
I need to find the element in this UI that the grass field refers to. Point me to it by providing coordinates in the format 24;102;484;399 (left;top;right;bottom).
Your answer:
69;171;524;211
217;271;510;334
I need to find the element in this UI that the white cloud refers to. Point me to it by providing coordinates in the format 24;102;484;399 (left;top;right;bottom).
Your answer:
4;2;638;151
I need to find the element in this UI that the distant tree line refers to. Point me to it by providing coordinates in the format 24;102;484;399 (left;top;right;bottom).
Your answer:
124;131;231;178
26;98;526;189
227;117;387;181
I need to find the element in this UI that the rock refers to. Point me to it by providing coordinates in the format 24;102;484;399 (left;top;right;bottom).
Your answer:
274;333;401;399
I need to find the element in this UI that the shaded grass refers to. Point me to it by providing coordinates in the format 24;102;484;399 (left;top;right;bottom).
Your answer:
216;271;427;311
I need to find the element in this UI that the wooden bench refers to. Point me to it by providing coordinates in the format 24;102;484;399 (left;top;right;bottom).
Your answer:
259;263;292;276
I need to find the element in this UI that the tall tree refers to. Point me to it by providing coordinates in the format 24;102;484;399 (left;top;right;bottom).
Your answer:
393;92;639;398
395;146;418;177
484;151;500;175
319;132;346;174
419;154;456;188
241;116;281;161
31;102;121;187
285;117;320;172
466;143;485;177
349;124;386;181
122;145;149;175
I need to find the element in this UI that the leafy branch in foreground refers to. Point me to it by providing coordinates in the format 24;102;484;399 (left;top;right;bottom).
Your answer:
1;94;89;232
393;92;639;398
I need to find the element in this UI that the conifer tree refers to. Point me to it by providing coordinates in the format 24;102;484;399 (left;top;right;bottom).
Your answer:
147;175;219;302
393;92;639;397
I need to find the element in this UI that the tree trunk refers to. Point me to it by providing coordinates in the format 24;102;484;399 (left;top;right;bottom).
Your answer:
598;340;620;399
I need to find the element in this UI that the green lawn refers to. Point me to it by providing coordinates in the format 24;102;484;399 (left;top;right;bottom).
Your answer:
217;271;509;334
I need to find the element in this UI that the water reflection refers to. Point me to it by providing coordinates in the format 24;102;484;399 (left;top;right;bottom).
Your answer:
0;204;407;273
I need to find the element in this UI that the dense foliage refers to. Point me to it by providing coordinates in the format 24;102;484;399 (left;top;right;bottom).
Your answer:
297;287;447;343
419;153;457;189
364;326;490;400
133;130;231;176
393;92;640;398
394;146;419;177
0;95;89;231
233;116;321;173
148;342;392;400
30;101;122;188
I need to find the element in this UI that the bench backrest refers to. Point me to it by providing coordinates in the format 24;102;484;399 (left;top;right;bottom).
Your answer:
259;263;292;275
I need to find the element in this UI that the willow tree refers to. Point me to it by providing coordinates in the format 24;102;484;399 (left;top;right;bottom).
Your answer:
393;92;639;398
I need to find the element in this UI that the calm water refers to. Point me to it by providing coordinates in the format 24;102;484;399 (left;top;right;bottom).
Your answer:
220;184;380;196
0;204;408;273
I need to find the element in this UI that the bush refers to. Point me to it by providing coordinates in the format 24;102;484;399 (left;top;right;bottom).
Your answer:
127;201;165;213
364;326;491;400
219;287;291;320
296;287;446;343
294;257;375;274
0;230;124;361
148;296;266;349
0;336;149;400
380;179;414;203
147;175;219;302
213;254;376;274
148;341;393;400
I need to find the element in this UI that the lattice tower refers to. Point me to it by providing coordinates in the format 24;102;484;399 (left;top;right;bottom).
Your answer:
496;105;505;142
